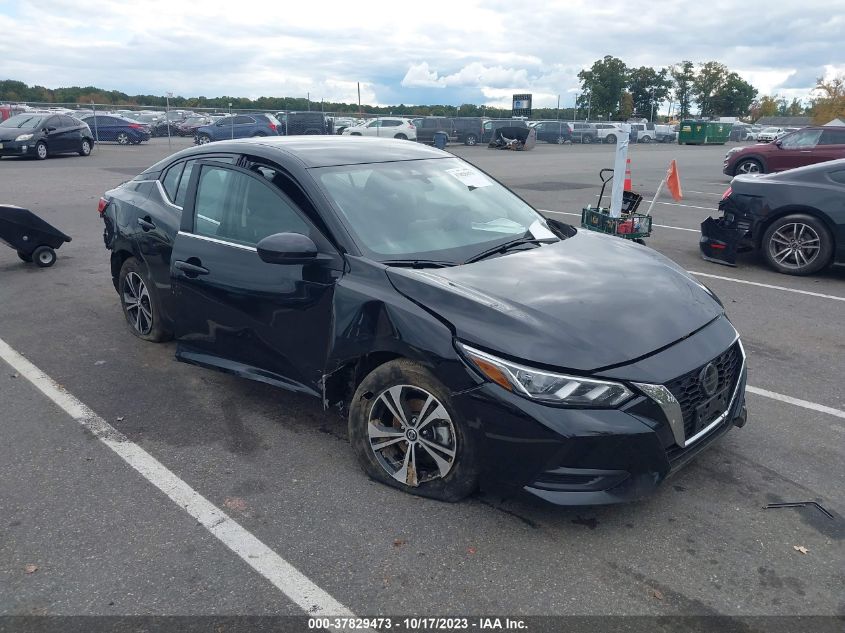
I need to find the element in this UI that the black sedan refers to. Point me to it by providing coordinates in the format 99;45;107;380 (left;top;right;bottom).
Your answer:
701;158;845;275
0;113;93;159
99;137;747;505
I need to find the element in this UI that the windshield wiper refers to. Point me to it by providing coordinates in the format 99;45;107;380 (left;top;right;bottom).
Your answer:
464;236;558;264
382;259;457;269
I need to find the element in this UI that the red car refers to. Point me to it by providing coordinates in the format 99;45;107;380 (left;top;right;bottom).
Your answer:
723;126;845;176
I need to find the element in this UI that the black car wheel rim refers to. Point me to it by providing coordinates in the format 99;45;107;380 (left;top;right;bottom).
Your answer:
737;161;760;174
123;272;153;334
368;385;456;487
769;223;821;269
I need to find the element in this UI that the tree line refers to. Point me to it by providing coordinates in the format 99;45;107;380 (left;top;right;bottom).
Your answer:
2;71;843;123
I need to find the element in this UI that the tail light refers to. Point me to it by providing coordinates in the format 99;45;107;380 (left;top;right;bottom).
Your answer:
128;123;143;129
407;122;415;128
721;186;732;200
97;197;109;216
268;122;277;132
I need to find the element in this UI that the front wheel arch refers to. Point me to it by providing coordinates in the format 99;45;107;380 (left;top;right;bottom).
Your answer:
755;205;837;253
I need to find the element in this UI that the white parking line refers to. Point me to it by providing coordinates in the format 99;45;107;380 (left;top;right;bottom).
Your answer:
0;336;354;618
655;201;716;211
746;386;845;419
689;271;845;302
543;209;699;232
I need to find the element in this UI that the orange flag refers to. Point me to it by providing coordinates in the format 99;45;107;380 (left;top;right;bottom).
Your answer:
667;159;683;201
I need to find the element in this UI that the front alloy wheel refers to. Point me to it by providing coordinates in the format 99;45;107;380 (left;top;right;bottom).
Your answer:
762;214;832;275
349;359;478;501
735;159;762;175
368;385;457;486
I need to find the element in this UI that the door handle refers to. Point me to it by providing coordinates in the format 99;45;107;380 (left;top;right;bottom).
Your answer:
137;217;156;231
173;260;209;276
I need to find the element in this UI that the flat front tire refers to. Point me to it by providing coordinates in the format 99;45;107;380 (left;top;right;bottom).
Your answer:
118;258;169;342
349;359;479;502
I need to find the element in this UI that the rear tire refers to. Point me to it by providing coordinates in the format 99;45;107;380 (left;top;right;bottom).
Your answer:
464;134;478;146
349;359;479;502
582;135;593;144
32;246;56;268
394;133;408;140
118;258;169;342
762;214;832;276
605;134;617;144
116;132;130;145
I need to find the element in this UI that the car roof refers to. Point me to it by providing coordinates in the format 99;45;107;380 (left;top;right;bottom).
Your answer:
152;136;448;169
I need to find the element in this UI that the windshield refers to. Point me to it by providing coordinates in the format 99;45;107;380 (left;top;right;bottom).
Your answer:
0;114;48;129
314;157;557;262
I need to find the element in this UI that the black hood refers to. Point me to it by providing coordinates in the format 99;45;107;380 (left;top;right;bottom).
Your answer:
0;126;37;142
387;230;722;372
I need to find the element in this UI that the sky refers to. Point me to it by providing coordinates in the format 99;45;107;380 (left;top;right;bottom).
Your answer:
1;0;843;111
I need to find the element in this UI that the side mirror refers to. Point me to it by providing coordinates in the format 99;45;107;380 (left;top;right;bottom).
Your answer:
257;232;318;265
45;127;57;132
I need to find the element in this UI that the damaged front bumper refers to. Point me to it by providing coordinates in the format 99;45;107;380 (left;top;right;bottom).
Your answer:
700;205;755;266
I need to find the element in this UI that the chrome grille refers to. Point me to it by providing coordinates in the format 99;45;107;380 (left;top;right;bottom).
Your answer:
665;343;743;439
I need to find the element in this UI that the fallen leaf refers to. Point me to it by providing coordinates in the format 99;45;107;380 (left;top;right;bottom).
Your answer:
651;588;664;600
793;545;809;555
24;564;38;574
116;416;124;422
467;546;477;555
392;539;406;547
10;373;18;378
223;497;247;512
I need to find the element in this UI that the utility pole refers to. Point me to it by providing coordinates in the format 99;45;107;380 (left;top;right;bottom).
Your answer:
228;102;233;139
357;82;362;118
166;92;172;149
650;85;656;122
307;92;310;111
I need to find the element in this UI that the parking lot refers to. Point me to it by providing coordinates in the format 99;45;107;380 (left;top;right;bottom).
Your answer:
1;138;843;625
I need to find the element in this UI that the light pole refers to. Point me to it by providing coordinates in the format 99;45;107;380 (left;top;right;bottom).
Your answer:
586;91;592;122
228;102;233;139
650;85;656;122
166;92;172;149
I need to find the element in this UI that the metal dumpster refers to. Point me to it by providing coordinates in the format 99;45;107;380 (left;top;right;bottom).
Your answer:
678;120;731;145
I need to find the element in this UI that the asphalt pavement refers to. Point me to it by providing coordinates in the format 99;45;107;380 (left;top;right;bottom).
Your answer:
0;138;843;621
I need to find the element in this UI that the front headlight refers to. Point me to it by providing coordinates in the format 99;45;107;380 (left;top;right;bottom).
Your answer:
15;133;34;142
458;343;633;407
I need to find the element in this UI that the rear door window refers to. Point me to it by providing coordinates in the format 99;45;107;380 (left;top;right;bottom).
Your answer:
819;130;845;145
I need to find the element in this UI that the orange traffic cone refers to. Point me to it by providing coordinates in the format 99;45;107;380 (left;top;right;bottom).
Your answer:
624;158;632;191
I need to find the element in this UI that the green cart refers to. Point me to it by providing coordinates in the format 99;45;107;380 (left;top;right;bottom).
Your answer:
580;169;652;243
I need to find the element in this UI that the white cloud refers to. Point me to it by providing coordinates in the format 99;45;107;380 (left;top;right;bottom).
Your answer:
0;0;840;107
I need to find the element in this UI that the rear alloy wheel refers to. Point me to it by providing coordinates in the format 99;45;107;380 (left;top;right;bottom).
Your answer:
734;158;763;175
79;139;92;156
35;141;48;160
32;246;56;268
640;135;652;143
605;134;617;144
349;359;478;502
556;136;567;145
116;132;130;145
464;134;478;146
762;214;832;276
582;135;593;144
394;133;408;140
197;134;212;145
118;258;169;341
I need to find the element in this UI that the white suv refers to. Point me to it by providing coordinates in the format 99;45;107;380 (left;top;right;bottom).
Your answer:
342;117;417;141
593;123;626;144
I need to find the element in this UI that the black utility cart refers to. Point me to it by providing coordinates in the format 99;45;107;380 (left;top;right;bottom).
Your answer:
0;204;71;267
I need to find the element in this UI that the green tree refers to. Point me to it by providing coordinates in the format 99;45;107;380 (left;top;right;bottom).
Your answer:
810;75;845;124
670;61;695;119
691;61;730;116
577;55;628;119
626;66;671;120
710;73;757;117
